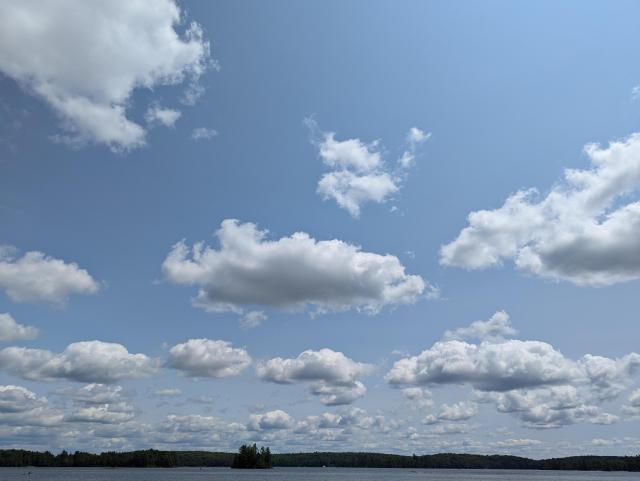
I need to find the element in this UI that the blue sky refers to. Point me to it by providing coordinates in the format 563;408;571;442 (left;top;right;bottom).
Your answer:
1;0;640;456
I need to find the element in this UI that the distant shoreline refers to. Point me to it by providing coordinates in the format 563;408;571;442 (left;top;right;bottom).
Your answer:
1;449;639;472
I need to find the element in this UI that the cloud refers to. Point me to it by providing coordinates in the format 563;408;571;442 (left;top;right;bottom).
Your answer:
622;389;640;417
479;387;619;429
309;381;367;406
441;132;640;286
295;408;390;436
387;311;640;428
0;385;63;427
386;338;579;392
66;402;137;424
166;339;252;378
145;105;181;127
0;341;157;383
306;119;429;217
240;311;267;330
398;127;431;169
248;410;294;431
48;383;139;426
437;401;478;422
56;384;129;405
162;219;429;316
0;246;100;304
0;0;210;150
257;348;372;405
191;127;218;140
444;310;517;341
0;313;39;341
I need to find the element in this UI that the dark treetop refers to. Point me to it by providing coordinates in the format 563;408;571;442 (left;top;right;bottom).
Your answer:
0;449;639;472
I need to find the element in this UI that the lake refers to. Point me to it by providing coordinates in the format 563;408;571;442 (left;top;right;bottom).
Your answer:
2;467;640;481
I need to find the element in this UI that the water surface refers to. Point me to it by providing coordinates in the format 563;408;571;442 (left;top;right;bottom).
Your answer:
2;467;640;481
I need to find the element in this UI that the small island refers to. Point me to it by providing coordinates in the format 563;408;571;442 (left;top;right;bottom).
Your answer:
231;444;272;469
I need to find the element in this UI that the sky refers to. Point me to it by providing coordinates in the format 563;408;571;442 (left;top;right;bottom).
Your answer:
0;0;640;458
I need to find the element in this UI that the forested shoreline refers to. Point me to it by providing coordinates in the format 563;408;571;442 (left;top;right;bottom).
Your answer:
0;449;639;471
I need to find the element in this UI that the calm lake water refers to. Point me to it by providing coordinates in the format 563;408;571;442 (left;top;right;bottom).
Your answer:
1;467;640;481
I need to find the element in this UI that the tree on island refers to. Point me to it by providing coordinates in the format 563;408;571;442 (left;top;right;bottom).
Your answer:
232;444;272;469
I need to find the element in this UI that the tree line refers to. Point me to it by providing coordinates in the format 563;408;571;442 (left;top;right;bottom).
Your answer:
0;449;639;471
232;444;272;469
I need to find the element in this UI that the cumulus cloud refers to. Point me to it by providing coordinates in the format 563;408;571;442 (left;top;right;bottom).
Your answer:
145;105;181;127
56;384;129;405
444;310;517;342
479;386;619;429
247;410;293;431
0;341;157;383
306;118;429;217
401;387;434;410
155;414;244;447
296;407;390;436
441;133;640;286
309;381;367;406
0;313;39;341
622;389;640;417
191;127;218;140
387;311;640;428
166;339;252;378
0;0;210;150
0;385;63;426
437;401;478;421
386;338;579;392
162;219;429;316
51;383;139;426
66;402;137;424
0;246;99;304
257;348;372;405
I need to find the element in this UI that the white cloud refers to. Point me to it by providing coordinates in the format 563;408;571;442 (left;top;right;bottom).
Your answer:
622;388;640;417
0;0;210;150
248;410;294;431
0;246;100;304
191;127;218;140
437;401;478;421
317;170;399;218
163;219;429;316
398;127;431;169
386;338;579;392
306;119;429;217
0;341;157;383
0;385;63;427
480;386;619;429
387;311;640;429
496;438;541;448
166;338;252;378
240;311;267;330
309;381;367;406
257;348;372;405
0;313;39;341
145;105;181;127
57;384;128;405
401;387;434;410
444;310;517;341
66;402;137;424
257;348;371;385
441;132;640;286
